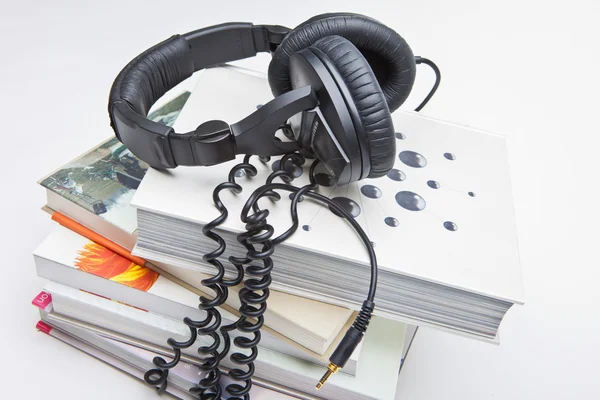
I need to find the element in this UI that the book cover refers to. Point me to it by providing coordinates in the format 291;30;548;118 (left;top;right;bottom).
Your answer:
134;66;524;305
34;225;216;322
131;66;523;341
38;72;198;245
39;137;148;236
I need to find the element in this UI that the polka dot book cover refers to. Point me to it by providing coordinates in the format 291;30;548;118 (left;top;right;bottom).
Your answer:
130;66;524;343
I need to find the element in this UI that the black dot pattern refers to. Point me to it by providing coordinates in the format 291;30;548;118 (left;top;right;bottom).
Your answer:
387;169;406;181
384;217;399;227
427;180;440;189
360;185;382;199
395;191;426;211
444;152;456;160
399;151;427;168
444;221;458;231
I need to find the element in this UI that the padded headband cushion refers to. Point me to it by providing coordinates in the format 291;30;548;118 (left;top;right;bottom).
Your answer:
312;36;396;178
268;13;416;113
110;35;194;117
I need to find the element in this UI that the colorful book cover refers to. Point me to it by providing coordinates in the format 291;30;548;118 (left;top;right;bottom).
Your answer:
75;239;159;291
34;225;207;321
38;88;192;235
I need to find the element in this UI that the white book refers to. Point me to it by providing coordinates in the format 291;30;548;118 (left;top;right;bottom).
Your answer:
38;320;304;399
34;225;209;322
40;308;406;400
33;226;350;357
37;320;197;400
41;281;361;375
132;66;524;341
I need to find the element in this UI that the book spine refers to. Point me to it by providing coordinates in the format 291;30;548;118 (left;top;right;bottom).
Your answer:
36;320;53;335
31;291;53;313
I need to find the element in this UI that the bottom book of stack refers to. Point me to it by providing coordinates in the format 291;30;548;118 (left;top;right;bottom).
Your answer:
35;319;300;400
33;286;416;400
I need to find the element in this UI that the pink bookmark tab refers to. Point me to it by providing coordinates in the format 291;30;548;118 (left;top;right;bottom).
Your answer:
31;291;53;312
36;321;53;335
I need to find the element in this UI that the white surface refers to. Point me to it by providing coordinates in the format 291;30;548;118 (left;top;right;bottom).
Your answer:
2;1;599;399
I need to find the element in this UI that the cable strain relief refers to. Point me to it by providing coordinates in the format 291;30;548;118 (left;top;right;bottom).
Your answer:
415;55;423;64
353;300;375;333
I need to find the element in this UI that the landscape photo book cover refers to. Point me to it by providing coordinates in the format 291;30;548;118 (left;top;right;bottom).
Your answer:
39;85;194;236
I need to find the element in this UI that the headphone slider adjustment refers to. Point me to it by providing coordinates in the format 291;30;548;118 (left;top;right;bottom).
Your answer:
253;25;290;52
185;120;235;166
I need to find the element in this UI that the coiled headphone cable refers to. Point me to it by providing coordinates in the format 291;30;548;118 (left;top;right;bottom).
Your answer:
145;56;440;398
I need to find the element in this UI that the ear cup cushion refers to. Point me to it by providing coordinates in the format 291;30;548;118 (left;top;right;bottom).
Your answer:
311;36;396;178
269;13;416;112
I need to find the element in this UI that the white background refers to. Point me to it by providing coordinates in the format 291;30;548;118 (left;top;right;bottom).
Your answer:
1;0;599;399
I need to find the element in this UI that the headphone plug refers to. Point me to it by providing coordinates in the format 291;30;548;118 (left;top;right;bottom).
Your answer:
316;362;341;390
316;301;374;390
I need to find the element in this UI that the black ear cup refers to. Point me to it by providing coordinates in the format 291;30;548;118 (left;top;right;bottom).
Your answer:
268;13;416;113
310;36;396;178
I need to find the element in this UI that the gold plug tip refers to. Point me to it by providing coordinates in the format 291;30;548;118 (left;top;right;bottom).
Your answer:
316;363;340;390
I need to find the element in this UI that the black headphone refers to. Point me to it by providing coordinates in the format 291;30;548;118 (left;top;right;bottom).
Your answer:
108;13;416;185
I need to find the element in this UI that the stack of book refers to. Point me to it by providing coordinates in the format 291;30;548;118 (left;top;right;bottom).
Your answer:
31;66;523;399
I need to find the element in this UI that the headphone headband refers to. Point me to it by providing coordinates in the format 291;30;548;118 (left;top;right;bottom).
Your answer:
108;23;291;169
108;14;415;185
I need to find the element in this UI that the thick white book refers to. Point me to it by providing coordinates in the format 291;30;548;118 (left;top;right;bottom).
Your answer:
132;66;524;341
32;226;351;356
41;281;361;375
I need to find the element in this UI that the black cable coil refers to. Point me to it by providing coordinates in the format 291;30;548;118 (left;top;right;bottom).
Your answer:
145;152;376;399
144;156;259;399
225;153;308;399
143;315;203;395
142;56;440;398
